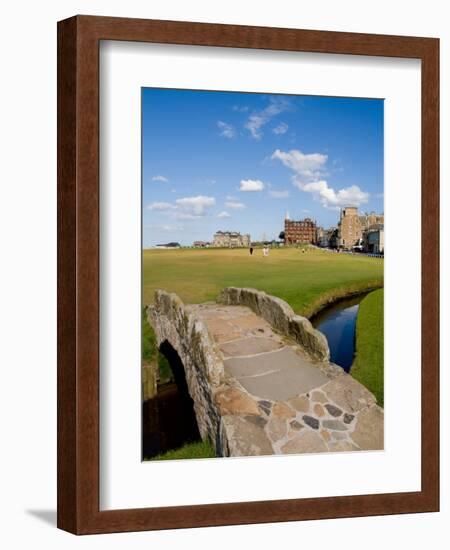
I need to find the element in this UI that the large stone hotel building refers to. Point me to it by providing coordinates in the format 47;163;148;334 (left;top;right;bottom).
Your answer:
284;213;317;244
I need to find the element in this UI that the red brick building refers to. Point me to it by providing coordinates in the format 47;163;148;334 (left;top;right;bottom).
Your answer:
284;216;317;244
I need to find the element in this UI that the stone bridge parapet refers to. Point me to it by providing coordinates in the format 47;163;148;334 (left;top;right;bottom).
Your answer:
218;287;330;361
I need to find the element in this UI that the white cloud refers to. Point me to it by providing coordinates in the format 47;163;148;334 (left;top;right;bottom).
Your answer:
148;195;216;219
239;179;265;192
152;175;169;182
217;120;235;138
217;211;231;218
244;98;291;139
273;122;289;135
269;190;290;199
272;148;369;210
225;201;246;210
293;178;369;210
175;195;216;216
271;149;328;180
147;201;176;211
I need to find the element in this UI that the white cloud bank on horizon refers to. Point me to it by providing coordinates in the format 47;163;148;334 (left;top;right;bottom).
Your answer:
271;148;369;210
144;223;183;232
239;179;265;192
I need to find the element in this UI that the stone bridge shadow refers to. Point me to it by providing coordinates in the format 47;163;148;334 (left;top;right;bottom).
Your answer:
146;287;384;458
142;340;201;459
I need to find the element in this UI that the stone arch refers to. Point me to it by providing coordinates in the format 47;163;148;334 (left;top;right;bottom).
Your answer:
142;340;201;459
158;339;201;438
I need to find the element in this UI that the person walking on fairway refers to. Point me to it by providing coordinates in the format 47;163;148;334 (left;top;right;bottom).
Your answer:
249;246;253;255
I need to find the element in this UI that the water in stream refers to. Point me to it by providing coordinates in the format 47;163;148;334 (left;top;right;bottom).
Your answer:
311;293;368;372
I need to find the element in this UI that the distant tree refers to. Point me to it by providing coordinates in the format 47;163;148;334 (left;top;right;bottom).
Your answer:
279;231;285;241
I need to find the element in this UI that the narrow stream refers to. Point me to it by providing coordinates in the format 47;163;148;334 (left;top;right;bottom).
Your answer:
311;293;368;372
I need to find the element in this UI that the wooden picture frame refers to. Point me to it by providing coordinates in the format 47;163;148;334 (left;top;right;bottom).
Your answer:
57;15;439;534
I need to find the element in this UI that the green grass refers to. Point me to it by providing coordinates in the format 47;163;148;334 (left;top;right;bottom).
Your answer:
351;289;384;406
142;308;157;364
147;440;216;461
143;247;383;317
142;309;173;384
157;352;173;385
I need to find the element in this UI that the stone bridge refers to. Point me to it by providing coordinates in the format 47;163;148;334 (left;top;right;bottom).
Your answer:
147;287;383;457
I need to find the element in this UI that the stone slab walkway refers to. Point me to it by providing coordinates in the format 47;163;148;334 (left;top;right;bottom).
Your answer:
189;302;384;456
225;348;328;401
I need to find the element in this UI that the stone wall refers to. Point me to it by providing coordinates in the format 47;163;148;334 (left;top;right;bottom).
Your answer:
218;287;330;362
147;290;225;451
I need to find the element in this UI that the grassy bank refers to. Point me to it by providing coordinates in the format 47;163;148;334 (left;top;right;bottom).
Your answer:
147;440;216;461
351;289;384;406
143;247;383;318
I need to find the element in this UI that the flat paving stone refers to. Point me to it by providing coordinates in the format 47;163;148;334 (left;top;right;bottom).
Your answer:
203;319;242;343
281;430;328;454
228;314;270;330
224;347;328;401
222;415;274;456
351;405;384;450
219;336;283;357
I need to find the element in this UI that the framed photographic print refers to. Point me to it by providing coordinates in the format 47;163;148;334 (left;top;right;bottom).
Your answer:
57;15;439;534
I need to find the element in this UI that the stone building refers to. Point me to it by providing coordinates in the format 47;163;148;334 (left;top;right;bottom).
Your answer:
359;212;384;231
284;214;317;245
213;231;251;248
338;206;363;249
317;226;337;248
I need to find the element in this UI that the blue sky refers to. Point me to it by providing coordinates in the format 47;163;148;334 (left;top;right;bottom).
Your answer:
142;88;383;247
